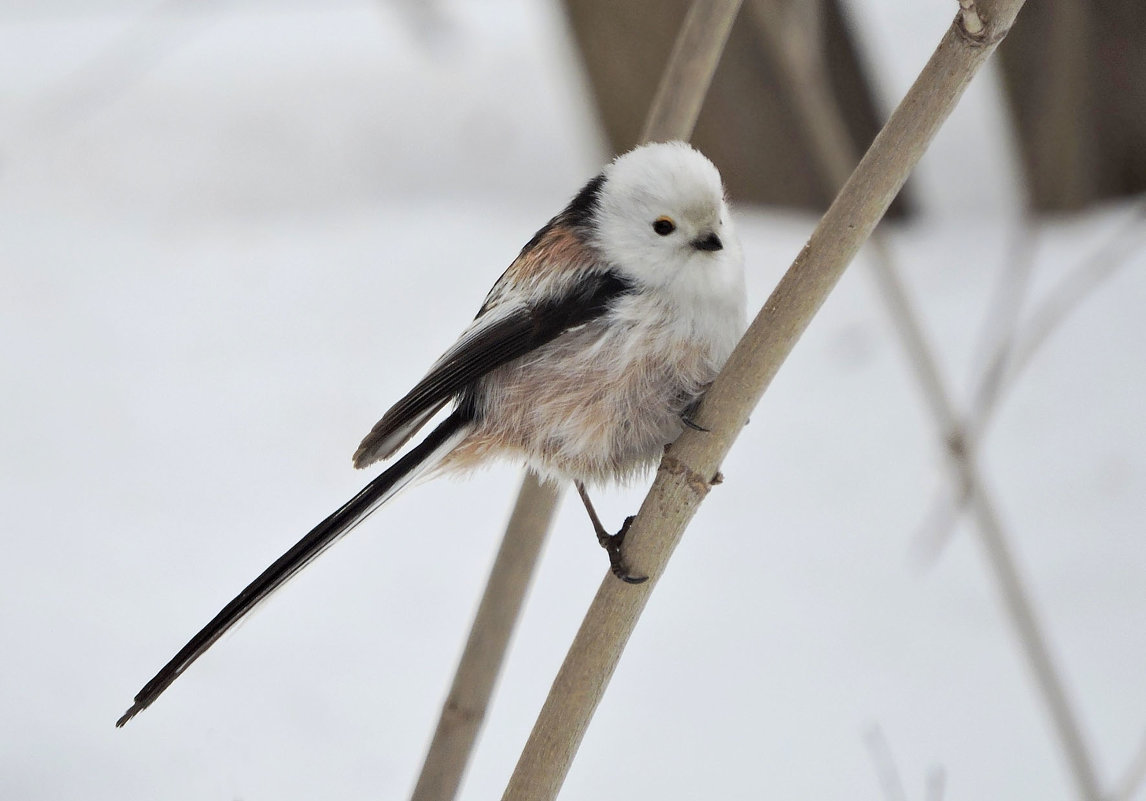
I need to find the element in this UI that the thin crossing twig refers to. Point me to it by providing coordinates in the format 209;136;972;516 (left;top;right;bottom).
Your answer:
907;219;1042;561
915;202;1146;562
1000;202;1146;398
966;217;1041;426
864;725;910;801
1111;728;1146;801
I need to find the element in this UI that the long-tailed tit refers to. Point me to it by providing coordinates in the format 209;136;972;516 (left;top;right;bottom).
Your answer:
117;141;746;726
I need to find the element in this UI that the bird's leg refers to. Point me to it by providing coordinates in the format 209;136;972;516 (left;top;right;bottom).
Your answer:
680;413;709;432
679;390;710;432
574;481;647;584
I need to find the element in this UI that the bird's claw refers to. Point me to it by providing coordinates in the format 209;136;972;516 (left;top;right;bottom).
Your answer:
680;414;709;432
598;515;647;584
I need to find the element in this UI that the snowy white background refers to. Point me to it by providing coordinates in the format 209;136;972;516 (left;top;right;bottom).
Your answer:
1;1;1144;799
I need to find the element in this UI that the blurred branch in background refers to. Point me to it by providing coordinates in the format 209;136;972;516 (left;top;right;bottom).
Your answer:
21;0;231;137
748;2;1106;798
865;724;950;801
965;218;1042;428
863;725;910;801
1112;729;1146;801
915;199;1146;559
409;473;558;801
998;0;1146;210
992;203;1146;408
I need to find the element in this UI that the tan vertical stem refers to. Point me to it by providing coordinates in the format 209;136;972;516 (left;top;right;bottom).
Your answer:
502;3;1027;799
640;0;741;145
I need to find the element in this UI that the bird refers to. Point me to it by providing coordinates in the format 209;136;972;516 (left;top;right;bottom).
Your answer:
116;140;747;727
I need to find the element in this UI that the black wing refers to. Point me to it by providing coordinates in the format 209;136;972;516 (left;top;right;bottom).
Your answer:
352;270;632;467
116;271;633;726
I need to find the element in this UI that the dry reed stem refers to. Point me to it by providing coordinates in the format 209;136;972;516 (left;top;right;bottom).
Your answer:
965;200;1146;441
639;1;741;145
869;241;1102;801
916;202;1146;561
999;203;1146;399
502;2;1028;798
863;725;910;801
410;2;743;797
1112;729;1146;801
966;217;1040;424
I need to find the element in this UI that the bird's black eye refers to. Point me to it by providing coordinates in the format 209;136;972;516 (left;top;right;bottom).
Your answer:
652;217;676;236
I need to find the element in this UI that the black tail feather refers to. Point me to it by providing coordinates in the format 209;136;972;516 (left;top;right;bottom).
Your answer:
116;411;469;727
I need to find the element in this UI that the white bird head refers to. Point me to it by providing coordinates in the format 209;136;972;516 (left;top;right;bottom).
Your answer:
591;141;743;300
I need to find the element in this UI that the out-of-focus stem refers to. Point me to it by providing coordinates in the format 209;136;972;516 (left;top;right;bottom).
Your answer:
748;4;1102;799
409;474;559;801
640;1;741;145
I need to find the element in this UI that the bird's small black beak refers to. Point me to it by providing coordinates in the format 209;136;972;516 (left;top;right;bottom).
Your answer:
691;231;723;252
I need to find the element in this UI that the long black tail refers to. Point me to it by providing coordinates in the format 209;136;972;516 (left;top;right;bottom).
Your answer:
116;410;471;727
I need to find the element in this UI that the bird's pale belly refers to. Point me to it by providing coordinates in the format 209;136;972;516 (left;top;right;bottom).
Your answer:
445;323;717;484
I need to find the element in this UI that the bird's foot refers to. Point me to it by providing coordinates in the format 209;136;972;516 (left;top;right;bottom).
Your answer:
598;515;647;584
680;413;709;432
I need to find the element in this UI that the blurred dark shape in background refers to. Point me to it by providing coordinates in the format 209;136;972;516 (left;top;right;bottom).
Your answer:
998;0;1146;210
565;0;1146;216
561;0;913;218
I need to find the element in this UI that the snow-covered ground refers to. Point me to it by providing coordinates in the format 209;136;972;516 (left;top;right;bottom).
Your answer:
1;2;1143;799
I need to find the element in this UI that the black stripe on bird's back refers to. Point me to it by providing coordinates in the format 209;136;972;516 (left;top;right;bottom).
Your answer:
516;172;605;257
561;172;606;231
433;269;633;420
528;270;632;341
